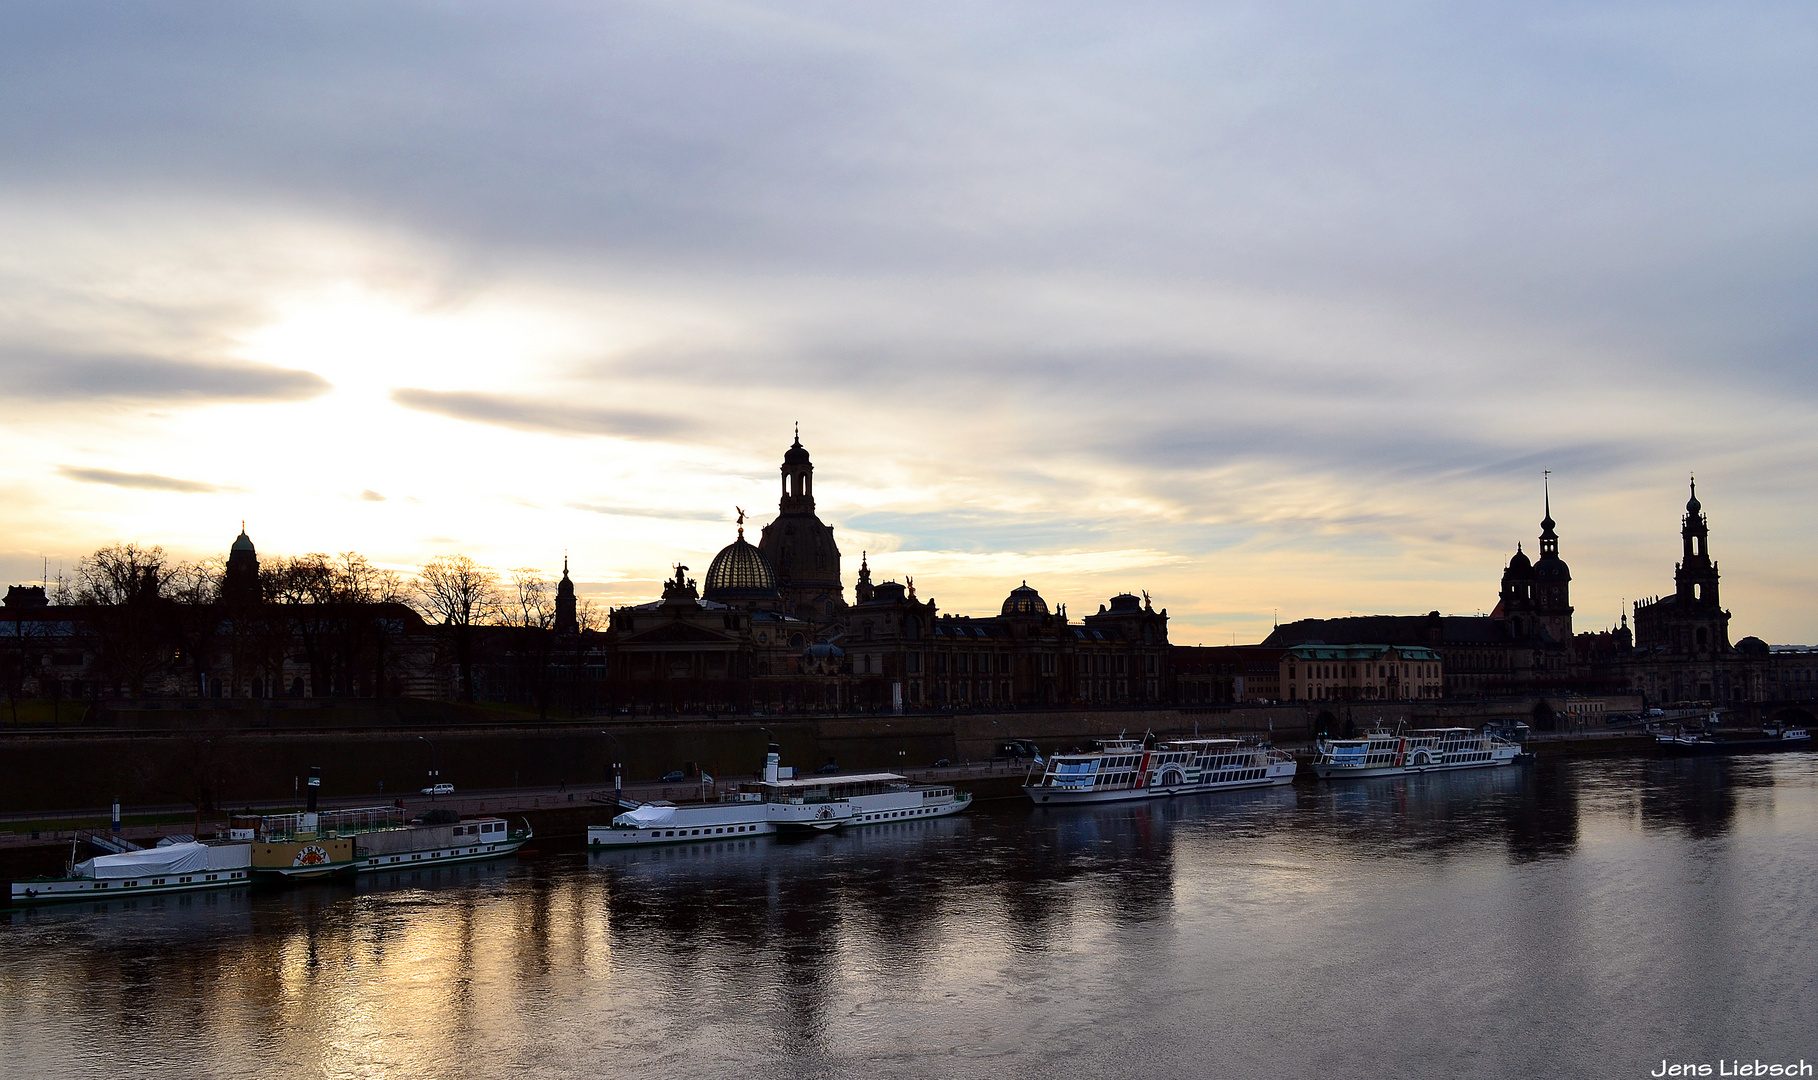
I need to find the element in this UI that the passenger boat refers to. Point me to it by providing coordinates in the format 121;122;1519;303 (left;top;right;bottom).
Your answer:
249;806;531;881
1023;736;1297;806
1654;724;1812;756
1312;726;1521;779
7;836;251;907
586;749;971;849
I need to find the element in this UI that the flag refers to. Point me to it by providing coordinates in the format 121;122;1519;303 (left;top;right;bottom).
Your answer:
1032;753;1045;766
700;772;713;786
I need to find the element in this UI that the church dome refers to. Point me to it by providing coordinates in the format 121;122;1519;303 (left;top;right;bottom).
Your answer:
783;433;811;467
1506;545;1532;575
703;536;779;601
1001;582;1049;617
1686;479;1702;516
231;530;255;554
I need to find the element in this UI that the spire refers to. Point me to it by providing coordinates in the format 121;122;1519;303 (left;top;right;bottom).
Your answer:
855;551;873;603
1540;470;1555;535
1687;474;1701;515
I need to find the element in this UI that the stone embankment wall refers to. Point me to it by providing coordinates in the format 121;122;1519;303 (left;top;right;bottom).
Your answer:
0;696;1581;815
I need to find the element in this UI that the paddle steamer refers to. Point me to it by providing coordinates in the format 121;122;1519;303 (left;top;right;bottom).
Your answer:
1023;736;1297;806
587;749;970;849
1312;726;1521;779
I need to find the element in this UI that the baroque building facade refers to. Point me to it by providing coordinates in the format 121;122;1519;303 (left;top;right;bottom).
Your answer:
1602;481;1770;704
1263;490;1574;697
591;436;1175;713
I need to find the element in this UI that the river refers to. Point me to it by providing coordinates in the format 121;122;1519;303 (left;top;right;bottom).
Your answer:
3;755;1814;1079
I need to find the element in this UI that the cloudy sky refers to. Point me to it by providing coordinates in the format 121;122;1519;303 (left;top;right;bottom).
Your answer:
2;1;1814;643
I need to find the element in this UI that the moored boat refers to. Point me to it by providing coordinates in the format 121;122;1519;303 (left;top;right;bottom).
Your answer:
587;748;971;849
250;805;531;881
7;837;251;907
1654;724;1811;756
1312;726;1521;780
1023;735;1297;806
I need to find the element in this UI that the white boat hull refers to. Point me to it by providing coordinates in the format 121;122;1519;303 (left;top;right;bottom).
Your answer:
354;834;530;873
1314;750;1522;780
9;868;251;907
588;791;970;849
1026;765;1296;805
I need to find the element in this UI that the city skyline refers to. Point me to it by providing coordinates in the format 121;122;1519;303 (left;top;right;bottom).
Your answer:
3;4;1815;645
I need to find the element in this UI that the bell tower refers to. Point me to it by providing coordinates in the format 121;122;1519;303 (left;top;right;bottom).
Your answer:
757;427;845;626
1530;474;1573;642
1676;478;1719;610
780;423;814;514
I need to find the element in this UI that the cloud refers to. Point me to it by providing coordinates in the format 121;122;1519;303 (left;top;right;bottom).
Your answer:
569;502;727;523
58;466;222;493
359;489;386;501
7;351;330;404
391;387;694;440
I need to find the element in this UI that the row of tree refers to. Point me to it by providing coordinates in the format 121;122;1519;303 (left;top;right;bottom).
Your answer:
6;545;598;708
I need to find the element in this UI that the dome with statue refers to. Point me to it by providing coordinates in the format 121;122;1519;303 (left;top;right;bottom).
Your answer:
703;533;779;602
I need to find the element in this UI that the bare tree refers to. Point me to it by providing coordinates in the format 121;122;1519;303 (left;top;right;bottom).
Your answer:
166;558;225;696
267;551;412;698
501;568;560;718
75;543;172;606
74;544;176;696
415;555;499;702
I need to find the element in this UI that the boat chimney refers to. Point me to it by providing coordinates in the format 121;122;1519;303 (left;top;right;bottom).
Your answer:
302;765;321;837
764;745;781;785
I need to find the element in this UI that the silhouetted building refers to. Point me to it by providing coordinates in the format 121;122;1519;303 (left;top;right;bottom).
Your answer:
1267;489;1573;696
221;525;261;604
758;429;846;629
1605;481;1768;704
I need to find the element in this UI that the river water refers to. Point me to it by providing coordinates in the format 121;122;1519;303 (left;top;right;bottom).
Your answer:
3;755;1815;1080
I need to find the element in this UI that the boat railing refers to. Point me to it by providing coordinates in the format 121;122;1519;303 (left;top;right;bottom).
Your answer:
261;805;407;840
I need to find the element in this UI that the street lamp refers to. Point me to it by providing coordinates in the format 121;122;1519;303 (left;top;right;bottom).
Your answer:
417;736;439;798
600;731;622;804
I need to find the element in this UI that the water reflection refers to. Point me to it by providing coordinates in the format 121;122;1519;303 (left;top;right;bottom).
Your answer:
2;754;1813;1080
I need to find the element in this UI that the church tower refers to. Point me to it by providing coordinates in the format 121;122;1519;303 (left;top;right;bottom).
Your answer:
1676;478;1720;611
555;555;578;634
757;428;845;626
222;524;261;604
1633;478;1733;659
1531;478;1574;642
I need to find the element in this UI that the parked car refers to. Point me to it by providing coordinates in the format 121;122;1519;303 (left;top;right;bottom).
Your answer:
420;783;455;796
659;770;686;783
931;758;951;768
816;762;841;775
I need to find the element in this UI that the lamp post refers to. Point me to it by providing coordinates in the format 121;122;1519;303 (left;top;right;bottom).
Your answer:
417;736;439;798
600;731;622;804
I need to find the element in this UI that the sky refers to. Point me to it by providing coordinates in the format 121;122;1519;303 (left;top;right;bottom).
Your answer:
1;1;1815;644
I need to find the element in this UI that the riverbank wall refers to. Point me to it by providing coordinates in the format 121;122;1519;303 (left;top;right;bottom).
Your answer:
0;694;1641;816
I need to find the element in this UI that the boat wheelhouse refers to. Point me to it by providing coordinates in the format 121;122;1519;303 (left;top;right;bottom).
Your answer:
1024;736;1296;806
1312;727;1521;779
7;838;251;907
587;749;971;849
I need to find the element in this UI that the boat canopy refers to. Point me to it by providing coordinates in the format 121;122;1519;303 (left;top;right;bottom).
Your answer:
762;772;906;789
73;841;247;880
613;804;678;828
